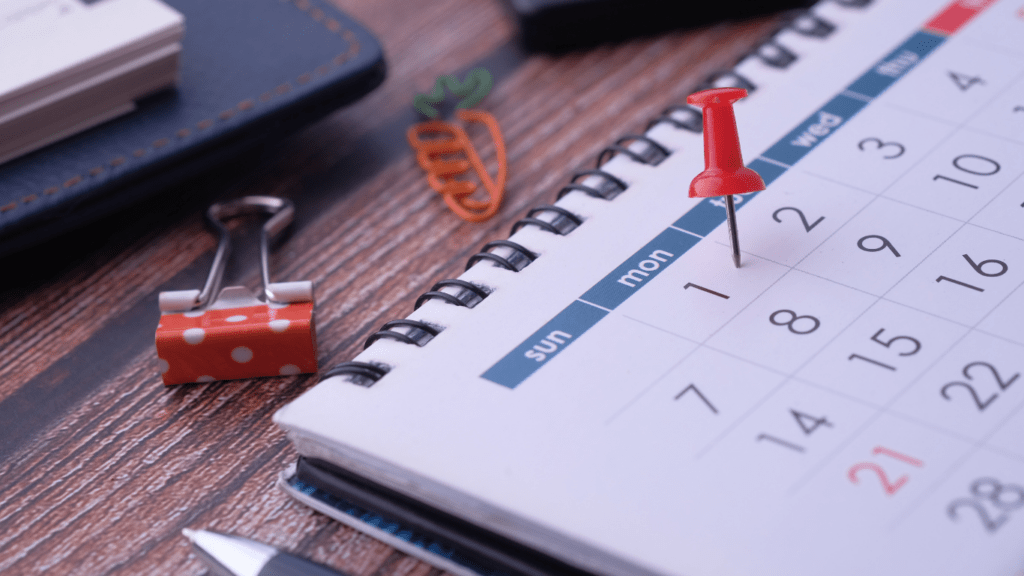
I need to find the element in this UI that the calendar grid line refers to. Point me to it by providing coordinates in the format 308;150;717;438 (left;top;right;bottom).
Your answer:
881;272;1024;409
755;156;791;170
691;278;893;459
958;123;1024;147
577;299;613;313
716;230;1024;348
860;262;1024;469
786;134;961;273
705;238;880;296
667;225;704;239
700;234;1024;348
956;34;1024;59
618;303;1024;463
889;354;1024;528
601;324;704;425
974;440;1024;467
876;99;970;129
841;89;874;103
694;379;791;460
616;313;809;381
892;379;1024;529
798;169;888;196
628;70;1024;462
603;267;796;425
485;17;1024;539
793;165;1024;244
699;0;1020;552
770;70;1024;491
695;99;974;469
674;61;1024;501
888;440;980;530
873;61;1024;131
781;64;1024;498
784;327;968;495
789;251;1024;502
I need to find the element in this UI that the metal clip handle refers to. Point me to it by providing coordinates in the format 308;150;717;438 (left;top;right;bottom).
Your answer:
159;196;310;312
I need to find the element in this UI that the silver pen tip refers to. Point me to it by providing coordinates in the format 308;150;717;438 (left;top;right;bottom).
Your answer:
181;528;198;541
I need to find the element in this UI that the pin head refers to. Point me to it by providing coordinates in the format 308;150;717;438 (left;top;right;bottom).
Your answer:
686;87;766;199
686;87;749;108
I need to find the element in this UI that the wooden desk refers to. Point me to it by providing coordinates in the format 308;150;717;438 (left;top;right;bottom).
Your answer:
0;1;781;573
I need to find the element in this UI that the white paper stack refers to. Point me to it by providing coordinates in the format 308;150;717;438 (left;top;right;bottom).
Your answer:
0;0;184;164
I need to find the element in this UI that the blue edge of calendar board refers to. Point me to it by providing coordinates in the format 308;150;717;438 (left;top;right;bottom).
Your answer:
482;30;946;389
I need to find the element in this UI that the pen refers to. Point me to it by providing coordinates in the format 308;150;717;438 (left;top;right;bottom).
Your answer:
182;528;353;576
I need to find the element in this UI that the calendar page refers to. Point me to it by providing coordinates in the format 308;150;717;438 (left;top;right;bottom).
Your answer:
276;1;1024;575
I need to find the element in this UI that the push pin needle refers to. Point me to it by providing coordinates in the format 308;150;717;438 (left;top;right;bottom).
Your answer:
724;194;741;269
686;87;765;268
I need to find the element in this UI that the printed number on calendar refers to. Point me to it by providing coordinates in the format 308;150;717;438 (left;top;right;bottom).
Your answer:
936;253;1008;292
857;235;901;258
940;361;1020;412
948;71;984;92
948;478;1024;533
757;409;832;454
675;384;718;415
857;137;905;159
933;153;1000;190
772;207;823;232
848;328;921;371
770;309;820;335
848;447;923;496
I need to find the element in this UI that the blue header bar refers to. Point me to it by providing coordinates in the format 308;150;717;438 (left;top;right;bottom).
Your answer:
580;228;700;309
674;191;760;237
761;94;867;166
481;301;607;389
847;31;944;98
763;31;944;167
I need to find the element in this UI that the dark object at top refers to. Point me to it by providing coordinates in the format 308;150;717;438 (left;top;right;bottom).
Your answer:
503;0;816;52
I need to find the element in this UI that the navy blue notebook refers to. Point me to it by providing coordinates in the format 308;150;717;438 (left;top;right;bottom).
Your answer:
0;0;385;257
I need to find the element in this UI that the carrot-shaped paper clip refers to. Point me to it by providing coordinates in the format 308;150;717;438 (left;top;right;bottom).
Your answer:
407;109;507;223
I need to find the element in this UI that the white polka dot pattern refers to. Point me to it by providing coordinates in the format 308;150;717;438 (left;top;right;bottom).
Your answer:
155;301;317;385
231;346;254;363
183;328;205;345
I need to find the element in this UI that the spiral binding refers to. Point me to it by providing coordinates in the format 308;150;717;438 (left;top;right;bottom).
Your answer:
322;361;389;386
510;205;583;235
327;1;864;386
556;169;628;200
414;279;490;310
465;240;537;272
365;319;440;348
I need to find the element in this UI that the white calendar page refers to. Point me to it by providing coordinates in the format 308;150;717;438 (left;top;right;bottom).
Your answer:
276;1;1024;575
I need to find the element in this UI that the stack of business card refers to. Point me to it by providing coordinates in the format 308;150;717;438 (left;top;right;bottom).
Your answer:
0;0;184;165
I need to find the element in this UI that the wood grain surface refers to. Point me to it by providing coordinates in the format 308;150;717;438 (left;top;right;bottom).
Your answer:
0;0;784;574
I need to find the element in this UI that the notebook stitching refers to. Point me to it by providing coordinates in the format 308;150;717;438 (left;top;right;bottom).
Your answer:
0;0;361;215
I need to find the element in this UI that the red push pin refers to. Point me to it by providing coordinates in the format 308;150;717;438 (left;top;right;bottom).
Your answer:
687;87;765;268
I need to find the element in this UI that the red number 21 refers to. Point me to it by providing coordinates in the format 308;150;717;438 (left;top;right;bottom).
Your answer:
848;446;924;496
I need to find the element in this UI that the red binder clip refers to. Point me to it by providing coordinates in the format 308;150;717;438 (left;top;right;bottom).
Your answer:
155;196;317;386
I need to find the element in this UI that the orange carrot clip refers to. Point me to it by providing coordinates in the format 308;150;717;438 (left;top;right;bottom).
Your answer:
407;109;507;223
